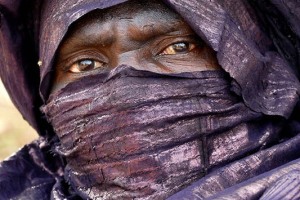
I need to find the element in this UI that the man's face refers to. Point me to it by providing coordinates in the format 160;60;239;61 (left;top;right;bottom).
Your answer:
43;2;247;199
51;0;219;93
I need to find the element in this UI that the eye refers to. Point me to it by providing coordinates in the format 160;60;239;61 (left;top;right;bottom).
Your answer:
68;59;104;73
159;42;197;56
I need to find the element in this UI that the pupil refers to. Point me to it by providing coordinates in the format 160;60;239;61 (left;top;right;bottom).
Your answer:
79;60;94;71
173;43;188;52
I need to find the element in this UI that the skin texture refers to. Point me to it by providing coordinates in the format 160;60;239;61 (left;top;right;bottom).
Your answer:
51;0;220;93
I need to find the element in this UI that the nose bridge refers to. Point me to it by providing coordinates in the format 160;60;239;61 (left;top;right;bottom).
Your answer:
116;51;141;69
109;22;142;70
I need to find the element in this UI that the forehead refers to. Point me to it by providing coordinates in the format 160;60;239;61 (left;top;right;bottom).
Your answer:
68;1;182;35
89;0;179;21
39;0;224;100
59;1;188;49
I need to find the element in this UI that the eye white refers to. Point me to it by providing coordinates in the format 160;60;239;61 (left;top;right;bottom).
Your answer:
159;42;196;55
69;59;104;73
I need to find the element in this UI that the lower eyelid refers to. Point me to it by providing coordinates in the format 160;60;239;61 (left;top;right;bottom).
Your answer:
58;50;108;70
159;42;199;56
153;37;201;55
72;60;107;72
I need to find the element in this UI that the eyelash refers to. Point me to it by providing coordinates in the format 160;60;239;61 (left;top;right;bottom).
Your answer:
60;36;202;74
158;42;196;56
60;52;107;73
153;36;202;57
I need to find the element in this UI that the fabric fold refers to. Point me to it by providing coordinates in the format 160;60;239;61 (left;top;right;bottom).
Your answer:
42;66;285;199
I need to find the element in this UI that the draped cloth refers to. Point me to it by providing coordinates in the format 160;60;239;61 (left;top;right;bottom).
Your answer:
0;0;300;199
42;66;282;199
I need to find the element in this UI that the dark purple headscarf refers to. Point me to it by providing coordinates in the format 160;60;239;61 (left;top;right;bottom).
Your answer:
39;0;299;118
0;0;299;133
0;0;300;199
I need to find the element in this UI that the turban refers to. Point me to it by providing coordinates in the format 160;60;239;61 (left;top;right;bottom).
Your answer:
0;0;299;199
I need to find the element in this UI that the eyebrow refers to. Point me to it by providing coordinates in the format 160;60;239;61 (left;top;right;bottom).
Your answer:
127;20;185;42
65;27;117;51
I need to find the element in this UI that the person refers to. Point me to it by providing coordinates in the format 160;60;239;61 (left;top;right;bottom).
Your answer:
0;0;299;199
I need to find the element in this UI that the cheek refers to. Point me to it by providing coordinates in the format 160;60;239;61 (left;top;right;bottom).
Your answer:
200;47;220;69
154;47;221;73
51;70;79;94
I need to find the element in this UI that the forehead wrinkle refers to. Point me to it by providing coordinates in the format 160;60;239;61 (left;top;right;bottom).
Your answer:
127;21;183;42
82;30;116;47
63;22;116;52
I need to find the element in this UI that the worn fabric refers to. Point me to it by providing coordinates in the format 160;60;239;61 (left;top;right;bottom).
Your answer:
0;138;65;200
42;66;277;199
39;0;300;118
0;0;300;199
168;134;300;199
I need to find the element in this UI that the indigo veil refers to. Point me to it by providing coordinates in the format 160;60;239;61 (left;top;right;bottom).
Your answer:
0;0;300;199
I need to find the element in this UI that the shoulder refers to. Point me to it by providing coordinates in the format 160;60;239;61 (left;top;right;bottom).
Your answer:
0;138;62;200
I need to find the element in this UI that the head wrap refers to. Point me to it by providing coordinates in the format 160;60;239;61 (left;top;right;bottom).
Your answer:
0;0;299;135
0;0;300;199
0;0;299;134
42;65;274;199
39;0;300;118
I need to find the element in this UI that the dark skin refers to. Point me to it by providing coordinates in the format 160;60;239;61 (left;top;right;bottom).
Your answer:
51;1;220;93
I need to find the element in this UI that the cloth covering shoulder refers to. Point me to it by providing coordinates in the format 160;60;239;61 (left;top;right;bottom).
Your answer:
0;0;300;199
0;138;66;200
1;135;300;199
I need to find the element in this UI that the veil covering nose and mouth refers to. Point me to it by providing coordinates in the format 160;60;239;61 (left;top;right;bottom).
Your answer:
0;0;300;200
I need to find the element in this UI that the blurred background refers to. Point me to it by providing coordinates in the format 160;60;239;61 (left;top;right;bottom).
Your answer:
0;79;37;160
